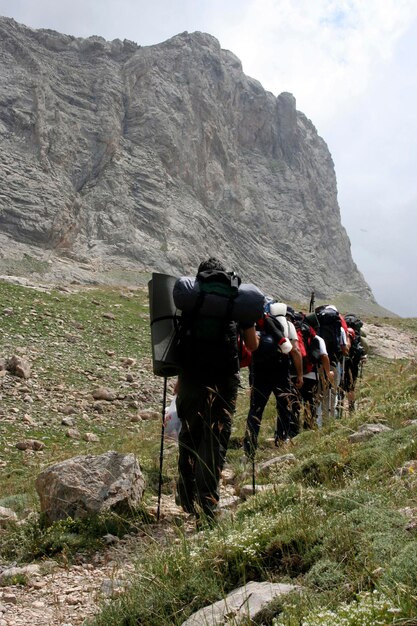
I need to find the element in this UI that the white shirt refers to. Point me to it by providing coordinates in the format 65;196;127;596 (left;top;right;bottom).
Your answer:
287;320;297;341
304;335;327;380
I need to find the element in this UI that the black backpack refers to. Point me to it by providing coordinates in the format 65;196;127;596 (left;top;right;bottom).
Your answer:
315;306;342;365
344;313;363;335
349;335;366;365
175;270;240;378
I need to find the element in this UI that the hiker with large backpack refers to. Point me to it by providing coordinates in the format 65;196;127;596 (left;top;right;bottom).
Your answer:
342;313;367;413
243;302;303;460
289;309;335;428
315;305;349;420
172;258;261;526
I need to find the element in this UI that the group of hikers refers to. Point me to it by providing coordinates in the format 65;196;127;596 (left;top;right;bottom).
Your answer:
165;257;367;527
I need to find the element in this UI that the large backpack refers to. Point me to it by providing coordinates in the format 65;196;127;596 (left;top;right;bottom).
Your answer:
315;306;342;365
175;270;240;378
344;313;367;363
344;313;366;365
344;313;363;335
252;314;289;368
294;318;321;374
349;334;366;365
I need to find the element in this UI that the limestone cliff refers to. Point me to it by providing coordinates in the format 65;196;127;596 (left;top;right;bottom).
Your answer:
0;16;373;302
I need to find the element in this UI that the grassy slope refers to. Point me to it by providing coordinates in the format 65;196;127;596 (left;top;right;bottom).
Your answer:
1;280;417;625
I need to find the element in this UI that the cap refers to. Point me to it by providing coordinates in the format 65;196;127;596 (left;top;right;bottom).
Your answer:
286;305;295;320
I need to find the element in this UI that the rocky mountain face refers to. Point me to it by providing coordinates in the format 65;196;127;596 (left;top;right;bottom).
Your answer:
0;16;374;303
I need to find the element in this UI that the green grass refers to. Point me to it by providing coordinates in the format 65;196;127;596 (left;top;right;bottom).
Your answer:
1;279;417;625
0;280;168;503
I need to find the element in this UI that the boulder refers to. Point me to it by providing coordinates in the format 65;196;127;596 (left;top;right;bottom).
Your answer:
35;450;145;525
181;581;301;625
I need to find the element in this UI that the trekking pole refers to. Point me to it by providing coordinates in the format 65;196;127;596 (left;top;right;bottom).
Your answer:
309;290;315;313
157;376;168;522
252;456;256;495
339;357;346;418
328;381;332;418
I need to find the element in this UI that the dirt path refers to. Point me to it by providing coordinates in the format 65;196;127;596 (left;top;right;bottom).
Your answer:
0;496;193;626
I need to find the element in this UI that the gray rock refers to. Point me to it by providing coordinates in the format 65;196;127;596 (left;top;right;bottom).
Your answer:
35;450;145;525
2;594;17;605
181;580;300;625
60;405;77;415
0;17;374;308
0;564;40;582
15;439;45;451
83;432;99;442
239;484;274;499
66;428;81;439
61;416;76;427
348;423;392;443
6;355;31;379
92;387;116;401
0;505;18;527
218;495;240;510
258;454;297;475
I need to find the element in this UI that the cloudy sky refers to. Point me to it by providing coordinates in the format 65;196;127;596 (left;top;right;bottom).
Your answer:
1;0;416;316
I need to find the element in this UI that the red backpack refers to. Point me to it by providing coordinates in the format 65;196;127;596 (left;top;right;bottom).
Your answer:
295;320;319;374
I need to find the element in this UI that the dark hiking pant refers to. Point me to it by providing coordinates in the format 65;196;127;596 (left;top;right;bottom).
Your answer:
176;374;238;519
343;359;359;392
244;363;299;457
299;377;319;428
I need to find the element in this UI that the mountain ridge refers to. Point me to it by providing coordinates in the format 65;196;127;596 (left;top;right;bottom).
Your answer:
0;16;376;308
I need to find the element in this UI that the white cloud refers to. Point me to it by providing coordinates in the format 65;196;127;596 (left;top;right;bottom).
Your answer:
215;0;417;127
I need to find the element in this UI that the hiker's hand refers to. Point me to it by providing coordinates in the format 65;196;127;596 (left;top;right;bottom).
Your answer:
295;375;303;389
327;371;335;386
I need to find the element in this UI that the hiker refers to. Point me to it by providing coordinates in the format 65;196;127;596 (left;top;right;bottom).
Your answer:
173;258;260;525
315;305;349;420
291;310;335;428
243;302;303;459
342;314;368;413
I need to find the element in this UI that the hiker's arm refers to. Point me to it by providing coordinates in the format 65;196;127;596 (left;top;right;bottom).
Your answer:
320;354;335;384
243;325;259;352
290;341;303;388
340;328;350;356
